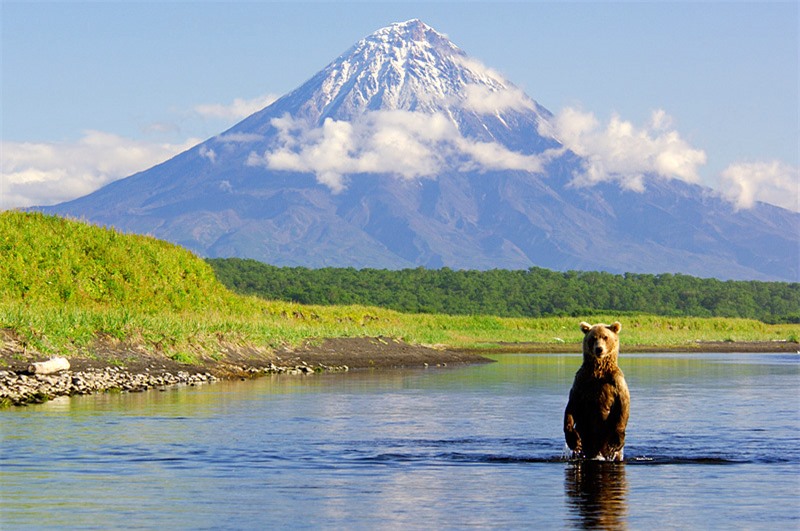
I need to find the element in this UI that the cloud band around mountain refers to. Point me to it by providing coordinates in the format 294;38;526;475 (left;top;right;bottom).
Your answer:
721;160;799;211
247;110;549;192
540;108;708;192
2;107;796;213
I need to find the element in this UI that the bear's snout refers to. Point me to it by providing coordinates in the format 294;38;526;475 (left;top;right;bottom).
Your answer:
594;345;605;356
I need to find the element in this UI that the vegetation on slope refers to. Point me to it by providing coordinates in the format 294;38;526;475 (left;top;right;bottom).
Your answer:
1;212;797;367
207;259;800;323
3;211;232;312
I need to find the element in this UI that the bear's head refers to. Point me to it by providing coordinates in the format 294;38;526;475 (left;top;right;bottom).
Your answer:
580;321;622;363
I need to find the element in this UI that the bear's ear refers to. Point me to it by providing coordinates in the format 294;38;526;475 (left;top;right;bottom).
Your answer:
609;321;622;334
580;322;592;333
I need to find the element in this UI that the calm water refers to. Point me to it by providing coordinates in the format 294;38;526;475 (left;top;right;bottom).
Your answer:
1;353;798;529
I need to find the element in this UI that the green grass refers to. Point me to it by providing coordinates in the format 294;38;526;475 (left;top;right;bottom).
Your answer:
1;211;797;364
1;211;232;313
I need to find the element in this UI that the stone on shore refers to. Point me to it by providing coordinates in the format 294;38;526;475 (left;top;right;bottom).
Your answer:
28;357;70;375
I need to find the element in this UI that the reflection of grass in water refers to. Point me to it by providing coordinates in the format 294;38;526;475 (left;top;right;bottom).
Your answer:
473;351;798;404
1;211;797;366
620;352;795;386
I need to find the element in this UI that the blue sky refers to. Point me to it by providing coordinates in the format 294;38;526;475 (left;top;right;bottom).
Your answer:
2;1;798;211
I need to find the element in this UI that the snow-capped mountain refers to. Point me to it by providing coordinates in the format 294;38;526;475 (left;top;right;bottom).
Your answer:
41;20;799;281
250;20;550;123
224;19;559;193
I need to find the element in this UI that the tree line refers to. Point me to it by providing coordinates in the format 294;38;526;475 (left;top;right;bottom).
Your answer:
207;258;800;323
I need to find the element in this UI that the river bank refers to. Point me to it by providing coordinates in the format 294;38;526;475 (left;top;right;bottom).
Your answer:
0;335;493;406
2;334;798;407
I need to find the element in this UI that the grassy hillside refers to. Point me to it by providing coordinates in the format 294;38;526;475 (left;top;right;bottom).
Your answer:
1;211;797;366
2;211;233;312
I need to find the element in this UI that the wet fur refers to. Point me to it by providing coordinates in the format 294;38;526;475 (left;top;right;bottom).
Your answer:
564;322;630;461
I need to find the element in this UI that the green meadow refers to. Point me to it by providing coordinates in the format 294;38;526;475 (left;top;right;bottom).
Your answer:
1;211;796;366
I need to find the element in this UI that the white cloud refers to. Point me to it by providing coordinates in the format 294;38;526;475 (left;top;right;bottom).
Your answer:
216;132;264;143
247;110;546;192
541;108;707;191
455;137;548;173
720;161;799;212
199;145;217;163
193;93;278;121
0;131;200;209
540;107;798;212
448;55;535;116
142;121;182;135
460;84;535;115
451;55;507;86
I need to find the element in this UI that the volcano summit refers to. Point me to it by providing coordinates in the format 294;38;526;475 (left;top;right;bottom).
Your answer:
42;20;799;281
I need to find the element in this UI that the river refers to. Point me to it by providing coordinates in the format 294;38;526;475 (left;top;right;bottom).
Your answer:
1;352;798;529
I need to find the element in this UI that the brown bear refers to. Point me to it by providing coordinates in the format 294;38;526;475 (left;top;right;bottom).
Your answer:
564;321;630;461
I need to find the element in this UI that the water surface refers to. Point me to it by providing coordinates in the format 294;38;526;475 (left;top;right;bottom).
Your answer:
2;353;798;529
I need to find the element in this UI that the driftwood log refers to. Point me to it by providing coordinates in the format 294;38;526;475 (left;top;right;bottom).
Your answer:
28;357;70;375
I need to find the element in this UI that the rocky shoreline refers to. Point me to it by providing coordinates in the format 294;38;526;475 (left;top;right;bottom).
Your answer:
0;336;491;407
0;367;215;406
0;361;351;407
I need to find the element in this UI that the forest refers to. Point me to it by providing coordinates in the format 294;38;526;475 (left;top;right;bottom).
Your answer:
207;259;800;323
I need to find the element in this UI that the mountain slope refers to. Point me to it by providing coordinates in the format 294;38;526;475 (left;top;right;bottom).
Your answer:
41;19;800;281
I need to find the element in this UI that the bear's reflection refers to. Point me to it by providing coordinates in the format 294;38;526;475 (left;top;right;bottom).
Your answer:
564;461;628;530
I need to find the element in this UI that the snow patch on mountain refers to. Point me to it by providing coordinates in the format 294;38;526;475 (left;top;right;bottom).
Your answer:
284;19;551;128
